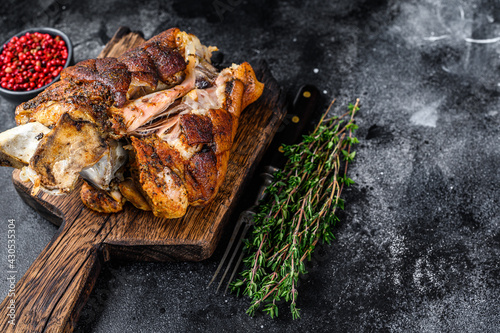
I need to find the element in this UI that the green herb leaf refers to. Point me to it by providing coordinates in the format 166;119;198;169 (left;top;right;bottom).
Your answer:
230;99;360;319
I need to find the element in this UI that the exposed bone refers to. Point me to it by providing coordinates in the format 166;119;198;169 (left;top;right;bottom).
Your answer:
80;140;128;190
0;122;50;169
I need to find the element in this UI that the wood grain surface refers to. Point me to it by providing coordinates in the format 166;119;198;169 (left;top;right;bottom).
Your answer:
0;27;286;332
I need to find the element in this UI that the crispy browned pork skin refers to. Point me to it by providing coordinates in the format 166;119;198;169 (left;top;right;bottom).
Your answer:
1;28;264;218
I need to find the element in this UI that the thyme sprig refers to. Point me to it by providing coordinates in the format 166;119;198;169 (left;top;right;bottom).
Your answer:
230;99;360;319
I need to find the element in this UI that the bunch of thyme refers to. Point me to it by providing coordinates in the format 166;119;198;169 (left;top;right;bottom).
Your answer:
230;99;360;319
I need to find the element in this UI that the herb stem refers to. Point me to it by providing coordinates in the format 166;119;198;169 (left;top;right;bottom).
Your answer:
231;99;360;319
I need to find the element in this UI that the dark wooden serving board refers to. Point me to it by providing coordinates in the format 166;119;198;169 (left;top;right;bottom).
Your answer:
0;27;286;332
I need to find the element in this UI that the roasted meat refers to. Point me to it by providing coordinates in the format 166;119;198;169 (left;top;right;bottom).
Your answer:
80;180;125;213
29;113;109;192
0;28;264;218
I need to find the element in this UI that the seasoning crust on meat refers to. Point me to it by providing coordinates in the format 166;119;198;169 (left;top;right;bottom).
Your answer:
0;28;264;218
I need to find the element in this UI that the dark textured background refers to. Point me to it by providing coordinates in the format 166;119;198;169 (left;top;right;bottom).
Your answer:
1;0;499;332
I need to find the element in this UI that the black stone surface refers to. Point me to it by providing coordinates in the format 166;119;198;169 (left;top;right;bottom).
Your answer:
0;0;499;332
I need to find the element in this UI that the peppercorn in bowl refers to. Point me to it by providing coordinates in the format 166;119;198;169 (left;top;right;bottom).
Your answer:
0;27;73;104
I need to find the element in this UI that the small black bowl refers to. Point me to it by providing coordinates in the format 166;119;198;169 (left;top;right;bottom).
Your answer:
0;27;74;105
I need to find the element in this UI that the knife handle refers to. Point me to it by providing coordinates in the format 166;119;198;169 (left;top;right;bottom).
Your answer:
263;84;321;169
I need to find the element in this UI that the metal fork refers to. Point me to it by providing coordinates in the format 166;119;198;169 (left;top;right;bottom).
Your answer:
208;166;277;294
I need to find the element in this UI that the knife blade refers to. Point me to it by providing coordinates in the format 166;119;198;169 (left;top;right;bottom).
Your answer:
209;84;321;293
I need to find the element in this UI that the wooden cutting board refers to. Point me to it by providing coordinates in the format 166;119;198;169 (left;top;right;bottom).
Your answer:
0;27;286;332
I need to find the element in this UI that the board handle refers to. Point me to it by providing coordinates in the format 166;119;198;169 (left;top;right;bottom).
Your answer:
0;202;110;332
